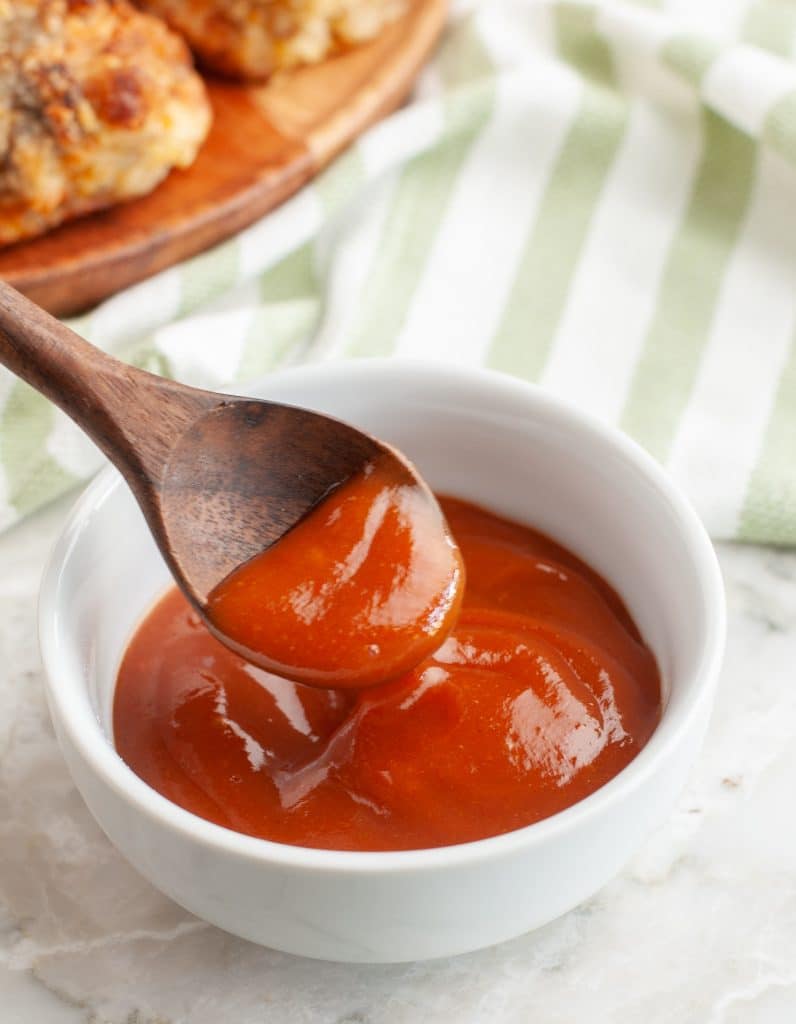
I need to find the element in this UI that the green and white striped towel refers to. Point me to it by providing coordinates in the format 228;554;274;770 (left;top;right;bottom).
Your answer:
2;0;796;543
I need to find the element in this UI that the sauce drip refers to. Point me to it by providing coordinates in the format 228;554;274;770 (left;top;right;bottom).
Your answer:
114;497;661;851
206;455;464;688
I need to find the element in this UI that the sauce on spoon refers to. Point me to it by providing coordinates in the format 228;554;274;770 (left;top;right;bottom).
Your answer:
206;454;465;688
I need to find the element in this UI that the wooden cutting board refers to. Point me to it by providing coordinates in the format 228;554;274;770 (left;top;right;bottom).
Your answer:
0;0;446;317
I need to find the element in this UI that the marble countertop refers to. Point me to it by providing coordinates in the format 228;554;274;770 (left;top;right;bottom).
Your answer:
1;495;795;1024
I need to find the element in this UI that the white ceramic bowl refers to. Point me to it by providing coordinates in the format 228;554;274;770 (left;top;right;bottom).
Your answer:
39;360;725;963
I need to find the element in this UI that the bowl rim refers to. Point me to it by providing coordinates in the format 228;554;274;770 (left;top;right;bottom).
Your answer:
38;358;726;876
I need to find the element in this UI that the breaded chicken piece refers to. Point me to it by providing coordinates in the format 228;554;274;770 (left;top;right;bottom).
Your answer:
137;0;408;80
0;0;211;247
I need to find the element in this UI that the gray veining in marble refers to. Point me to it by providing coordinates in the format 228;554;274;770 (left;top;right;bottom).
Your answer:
1;495;795;1023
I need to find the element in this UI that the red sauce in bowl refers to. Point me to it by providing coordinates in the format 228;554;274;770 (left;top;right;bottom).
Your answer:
114;496;661;851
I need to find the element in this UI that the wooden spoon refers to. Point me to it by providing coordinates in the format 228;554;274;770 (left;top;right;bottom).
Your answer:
0;281;463;686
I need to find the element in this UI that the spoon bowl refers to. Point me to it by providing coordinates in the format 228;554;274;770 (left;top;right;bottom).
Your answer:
154;397;383;604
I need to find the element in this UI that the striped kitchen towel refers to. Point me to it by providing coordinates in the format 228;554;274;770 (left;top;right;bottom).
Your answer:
2;0;796;544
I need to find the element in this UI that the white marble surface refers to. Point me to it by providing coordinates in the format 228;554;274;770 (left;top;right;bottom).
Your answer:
1;494;795;1024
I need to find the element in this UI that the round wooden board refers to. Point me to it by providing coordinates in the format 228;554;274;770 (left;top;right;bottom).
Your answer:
0;0;446;317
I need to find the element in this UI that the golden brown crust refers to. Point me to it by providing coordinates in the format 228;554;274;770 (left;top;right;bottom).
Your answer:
137;0;408;81
0;0;212;247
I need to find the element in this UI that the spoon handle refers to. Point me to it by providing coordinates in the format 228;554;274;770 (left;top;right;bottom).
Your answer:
0;280;213;486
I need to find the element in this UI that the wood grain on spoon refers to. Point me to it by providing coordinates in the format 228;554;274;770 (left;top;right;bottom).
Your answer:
0;280;463;686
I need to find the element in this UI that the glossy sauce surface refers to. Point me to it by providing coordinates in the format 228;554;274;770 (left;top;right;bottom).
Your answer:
207;456;464;688
114;497;661;851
